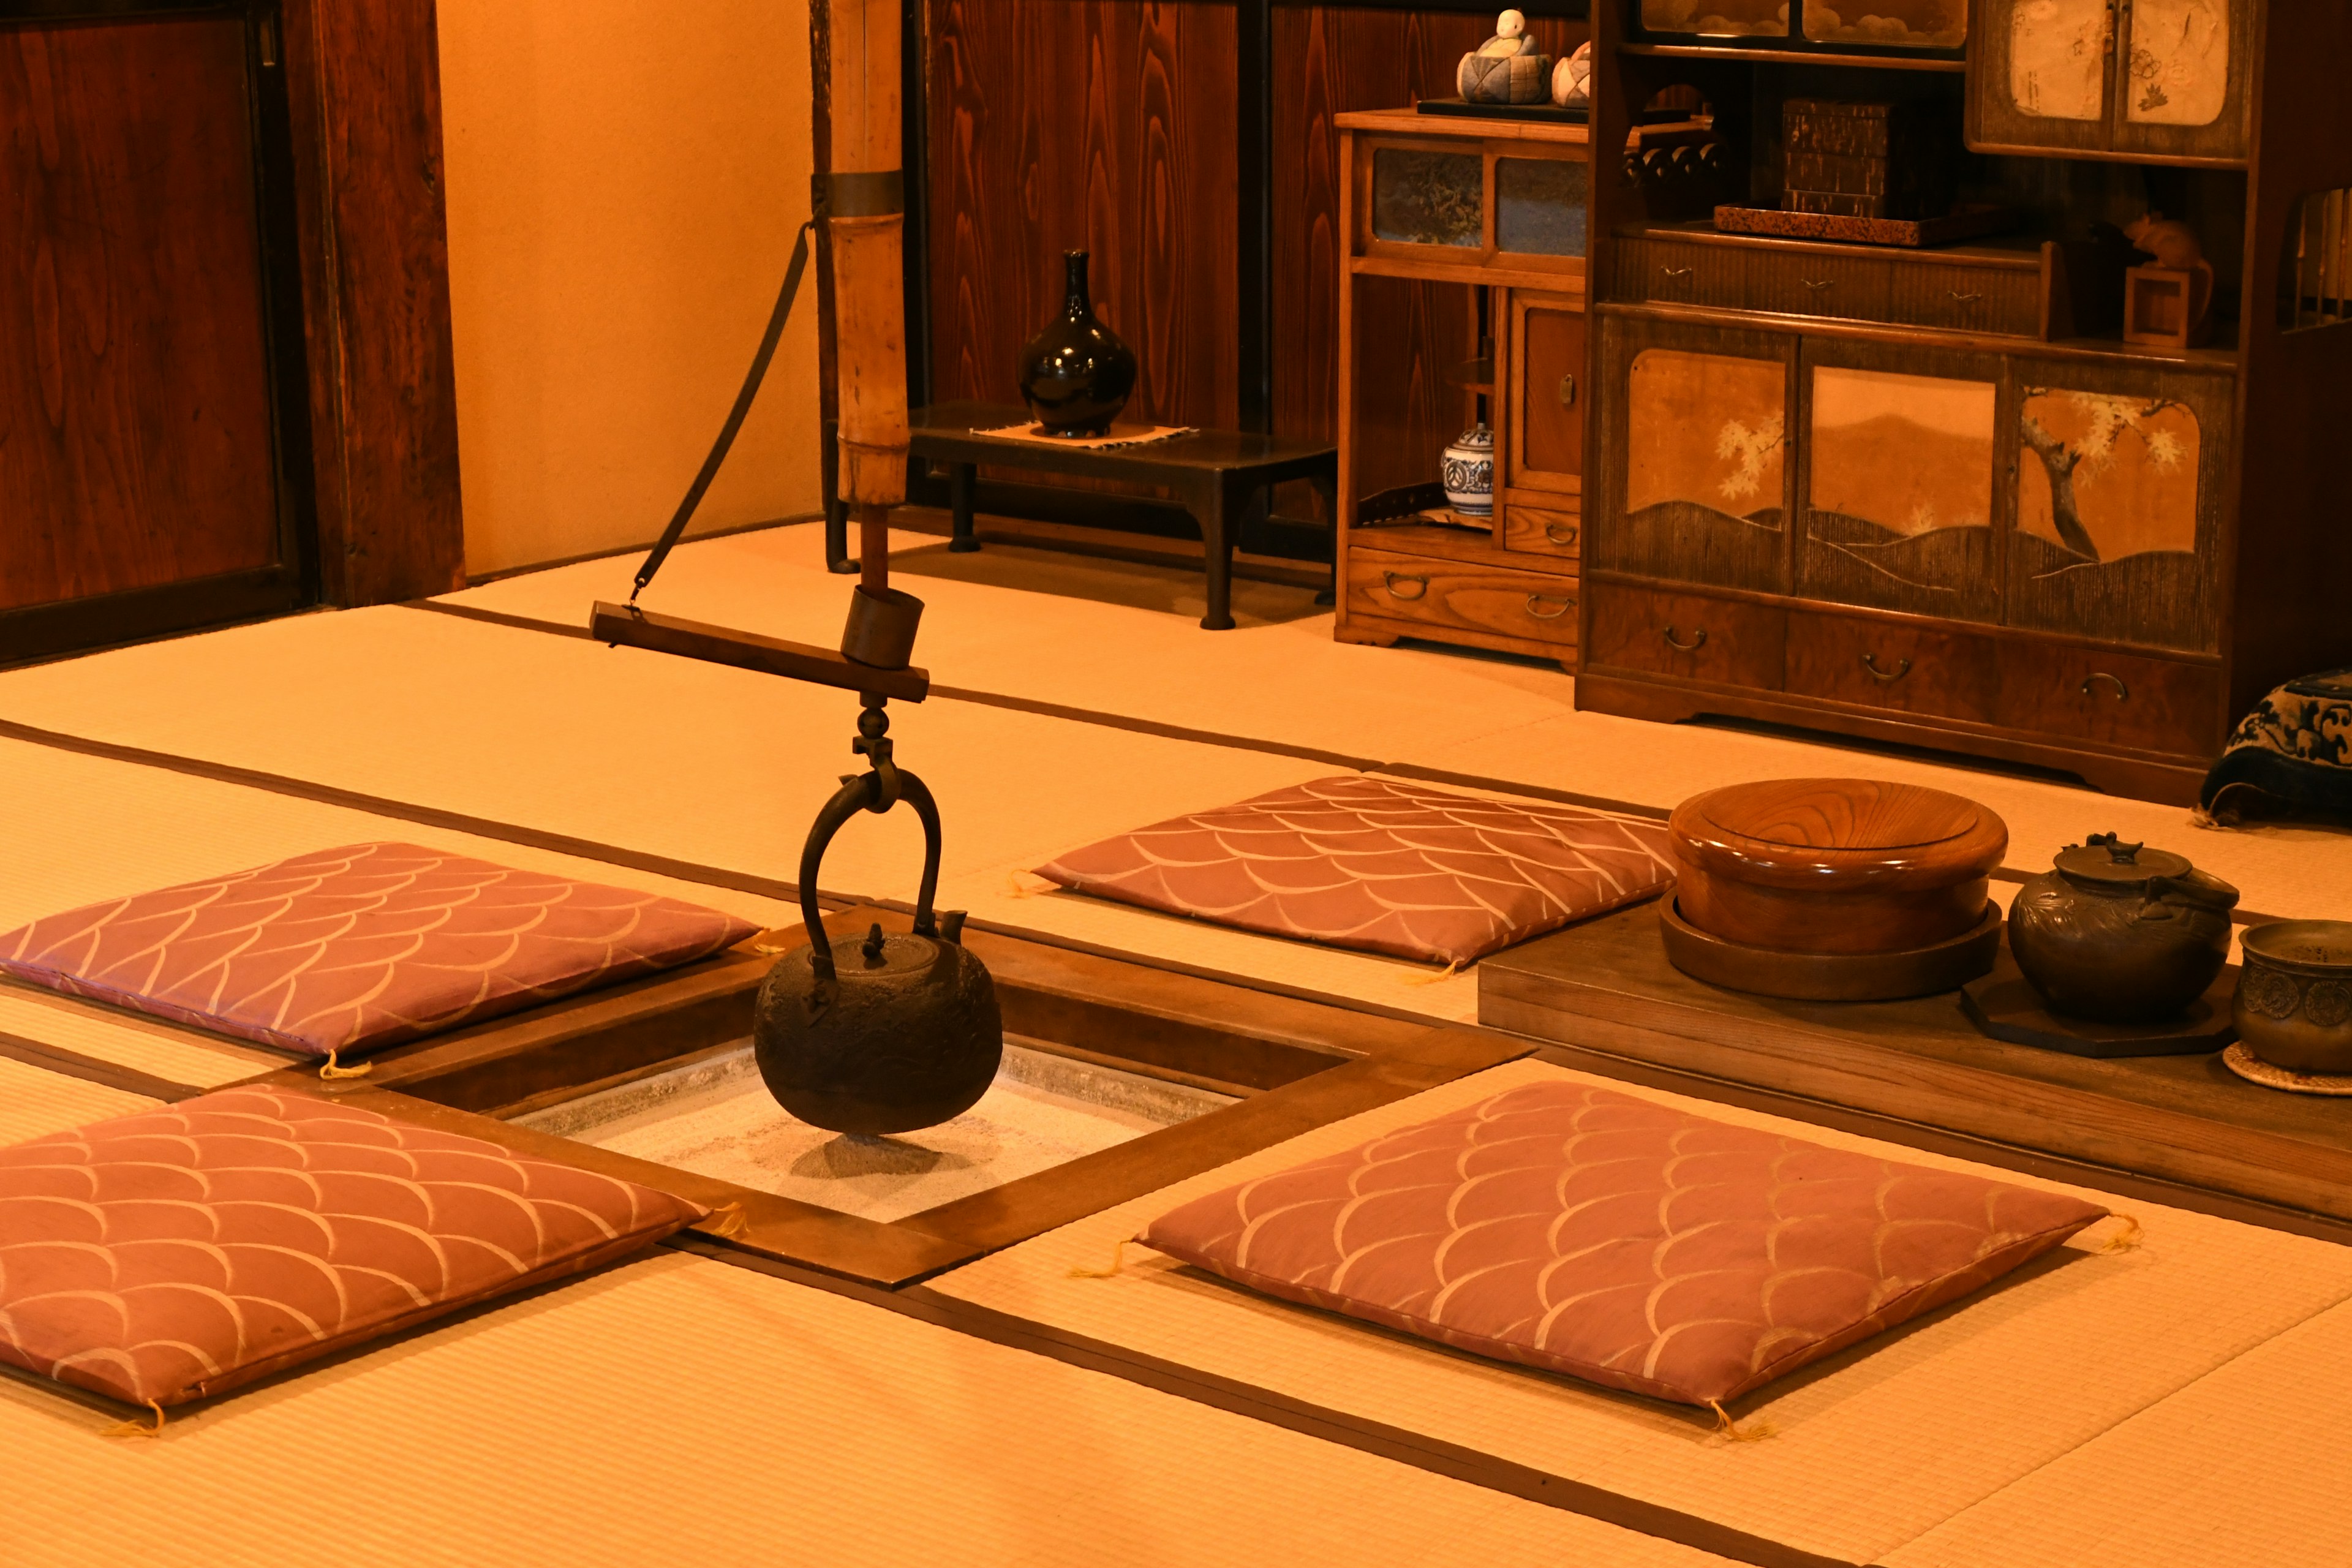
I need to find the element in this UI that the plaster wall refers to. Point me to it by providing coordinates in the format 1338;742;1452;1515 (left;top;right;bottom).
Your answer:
437;1;822;578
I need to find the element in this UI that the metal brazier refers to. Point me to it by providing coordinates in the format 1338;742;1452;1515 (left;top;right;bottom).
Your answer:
2008;834;2239;1022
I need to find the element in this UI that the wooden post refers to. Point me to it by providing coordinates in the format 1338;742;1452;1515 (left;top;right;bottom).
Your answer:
826;0;908;594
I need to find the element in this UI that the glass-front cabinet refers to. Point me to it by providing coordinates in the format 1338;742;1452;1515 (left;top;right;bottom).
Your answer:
1969;0;2253;164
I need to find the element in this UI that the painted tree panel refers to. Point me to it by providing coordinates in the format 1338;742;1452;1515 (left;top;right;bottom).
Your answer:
1605;345;1788;594
1801;364;2000;620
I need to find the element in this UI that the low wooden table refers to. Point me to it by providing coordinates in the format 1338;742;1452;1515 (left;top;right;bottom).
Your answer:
1481;902;2352;1233
899;400;1338;630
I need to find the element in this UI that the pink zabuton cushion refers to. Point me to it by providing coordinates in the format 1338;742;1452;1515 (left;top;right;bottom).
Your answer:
0;843;758;1059
1033;776;1678;964
1142;1080;2106;1407
0;1085;707;1408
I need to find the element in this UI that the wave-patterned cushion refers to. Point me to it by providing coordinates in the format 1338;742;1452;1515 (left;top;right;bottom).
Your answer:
0;843;758;1058
0;1085;707;1407
1143;1079;2108;1408
1033;775;1677;964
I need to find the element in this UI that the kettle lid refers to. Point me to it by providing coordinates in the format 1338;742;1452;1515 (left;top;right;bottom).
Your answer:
2052;832;2195;886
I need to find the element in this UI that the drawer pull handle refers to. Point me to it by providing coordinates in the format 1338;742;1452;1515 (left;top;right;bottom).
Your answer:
1803;278;1834;292
1384;572;1428;601
1527;594;1574;620
1544;520;1579;546
1947;289;1983;304
1662;625;1708;652
1558;373;1577;408
1861;652;1912;683
2081;671;2130;702
1660;265;1695;281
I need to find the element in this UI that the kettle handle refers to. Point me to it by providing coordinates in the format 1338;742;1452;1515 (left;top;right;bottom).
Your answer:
796;766;947;985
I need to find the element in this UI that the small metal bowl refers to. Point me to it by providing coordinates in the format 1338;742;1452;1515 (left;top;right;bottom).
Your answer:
2233;921;2352;1075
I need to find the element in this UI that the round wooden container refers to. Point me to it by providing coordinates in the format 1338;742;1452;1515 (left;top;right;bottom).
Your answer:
1668;778;2009;956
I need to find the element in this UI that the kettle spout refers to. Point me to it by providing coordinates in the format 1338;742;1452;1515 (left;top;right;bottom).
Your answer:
939;910;968;944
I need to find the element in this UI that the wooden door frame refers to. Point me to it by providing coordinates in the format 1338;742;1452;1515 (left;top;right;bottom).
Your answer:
0;0;460;670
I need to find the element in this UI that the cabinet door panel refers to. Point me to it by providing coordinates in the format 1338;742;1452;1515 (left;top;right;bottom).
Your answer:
1506;294;1585;496
2005;360;2229;653
1969;0;2119;156
2111;0;2253;161
1797;341;2006;623
1593;315;1794;597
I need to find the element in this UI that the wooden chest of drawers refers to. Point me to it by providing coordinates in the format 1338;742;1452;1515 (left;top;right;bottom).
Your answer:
1611;231;2043;339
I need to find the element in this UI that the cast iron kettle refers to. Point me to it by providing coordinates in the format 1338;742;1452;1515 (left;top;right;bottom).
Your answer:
2007;833;2241;1022
753;717;1001;1135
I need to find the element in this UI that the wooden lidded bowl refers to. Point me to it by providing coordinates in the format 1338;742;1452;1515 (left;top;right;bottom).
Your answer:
1668;778;2009;956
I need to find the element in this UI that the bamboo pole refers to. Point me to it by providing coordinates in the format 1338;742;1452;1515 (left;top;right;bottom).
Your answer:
827;0;907;595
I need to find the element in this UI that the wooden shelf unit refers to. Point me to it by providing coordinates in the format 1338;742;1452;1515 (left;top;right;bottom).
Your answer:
1578;0;2352;804
1334;108;1591;674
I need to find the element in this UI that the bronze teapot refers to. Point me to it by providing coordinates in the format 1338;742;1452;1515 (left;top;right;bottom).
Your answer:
753;720;1001;1135
2007;834;2240;1022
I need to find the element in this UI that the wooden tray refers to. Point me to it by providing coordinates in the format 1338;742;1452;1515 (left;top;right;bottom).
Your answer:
1479;902;2352;1229
1415;98;1588;124
1660;896;2000;1001
1961;956;2238;1058
1712;203;2021;248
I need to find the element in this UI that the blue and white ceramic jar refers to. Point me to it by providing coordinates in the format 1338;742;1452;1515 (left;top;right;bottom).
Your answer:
1442;423;1494;517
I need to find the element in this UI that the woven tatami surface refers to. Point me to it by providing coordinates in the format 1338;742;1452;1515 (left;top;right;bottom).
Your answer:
1884;1293;2352;1567
929;1057;2352;1566
0;1245;1739;1568
0;605;1487;1021
0;1054;157;1145
448;521;2352;922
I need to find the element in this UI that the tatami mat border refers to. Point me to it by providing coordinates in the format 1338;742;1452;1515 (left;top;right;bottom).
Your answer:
0;1030;203;1104
669;1234;1856;1568
407;597;2304;922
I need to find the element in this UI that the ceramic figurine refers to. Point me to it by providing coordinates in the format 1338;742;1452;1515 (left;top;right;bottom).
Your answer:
2233;921;2352;1077
1552;40;1593;110
1442;423;1494;516
1458;10;1550;106
2007;834;2240;1022
1016;250;1138;436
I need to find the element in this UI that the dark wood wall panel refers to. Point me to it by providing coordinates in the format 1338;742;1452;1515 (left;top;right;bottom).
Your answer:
928;0;1239;428
283;0;464;605
1;20;280;613
1272;7;1588;454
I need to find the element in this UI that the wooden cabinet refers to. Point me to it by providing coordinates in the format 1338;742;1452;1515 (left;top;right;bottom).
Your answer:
1335;110;1586;673
1969;0;2255;164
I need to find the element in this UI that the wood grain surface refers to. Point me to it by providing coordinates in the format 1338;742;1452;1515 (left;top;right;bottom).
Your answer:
0;18;280;613
926;0;1238;431
1482;901;2352;1227
281;0;464;605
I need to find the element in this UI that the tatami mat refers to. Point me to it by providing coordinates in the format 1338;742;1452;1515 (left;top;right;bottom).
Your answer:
0;609;1488;1020
0;737;804;1086
0;1248;1741;1567
443;521;2352;921
1883;1294;2352;1567
927;1057;2352;1566
0;1055;157;1145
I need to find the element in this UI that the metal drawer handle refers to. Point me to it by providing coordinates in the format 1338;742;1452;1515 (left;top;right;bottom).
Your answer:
1544;520;1579;546
1660;265;1694;281
1803;278;1834;292
1384;572;1428;601
1663;625;1708;652
2081;671;2130;701
1862;652;1912;683
1558;373;1577;408
1947;289;1983;303
1526;594;1574;620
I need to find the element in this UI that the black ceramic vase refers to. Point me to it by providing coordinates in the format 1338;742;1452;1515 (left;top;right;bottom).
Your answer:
1016;251;1137;437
